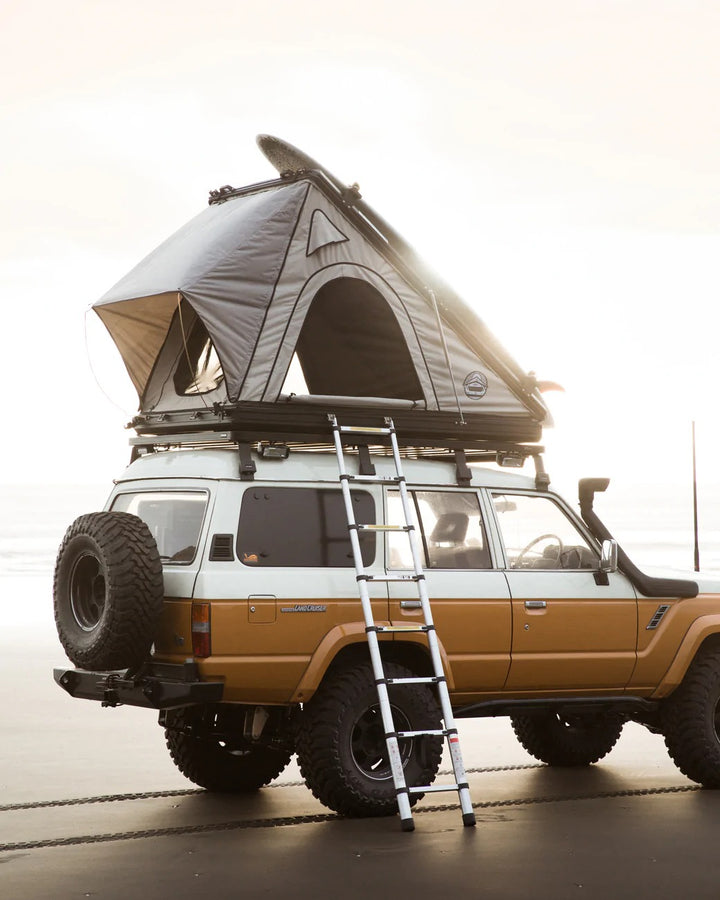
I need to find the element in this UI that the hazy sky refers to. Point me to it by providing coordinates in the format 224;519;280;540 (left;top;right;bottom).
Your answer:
3;0;720;497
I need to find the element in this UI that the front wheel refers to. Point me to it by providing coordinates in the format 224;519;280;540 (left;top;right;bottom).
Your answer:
296;661;443;817
511;711;624;766
663;645;720;787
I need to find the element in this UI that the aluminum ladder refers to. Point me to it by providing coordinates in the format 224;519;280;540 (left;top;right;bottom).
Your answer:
329;414;476;832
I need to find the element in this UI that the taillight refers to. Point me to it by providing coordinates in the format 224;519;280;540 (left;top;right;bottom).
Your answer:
191;602;211;658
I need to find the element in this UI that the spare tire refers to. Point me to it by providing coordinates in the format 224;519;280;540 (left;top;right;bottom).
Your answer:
53;511;164;670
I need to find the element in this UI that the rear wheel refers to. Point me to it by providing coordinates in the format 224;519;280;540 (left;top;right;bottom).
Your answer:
511;711;624;766
296;661;443;817
53;512;164;670
165;706;292;791
663;645;720;787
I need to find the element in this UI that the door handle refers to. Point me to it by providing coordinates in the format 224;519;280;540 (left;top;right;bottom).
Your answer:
524;600;547;610
400;600;423;610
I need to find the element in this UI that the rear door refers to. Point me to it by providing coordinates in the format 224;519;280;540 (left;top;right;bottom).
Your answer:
386;489;512;696
490;491;638;692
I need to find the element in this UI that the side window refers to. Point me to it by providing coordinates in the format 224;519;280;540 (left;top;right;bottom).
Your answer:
237;488;375;567
492;493;598;570
111;491;208;564
388;491;491;570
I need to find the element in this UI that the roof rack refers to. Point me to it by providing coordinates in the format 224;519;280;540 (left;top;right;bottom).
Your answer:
128;430;549;490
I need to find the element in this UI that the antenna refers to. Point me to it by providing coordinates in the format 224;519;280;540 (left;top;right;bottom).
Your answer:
692;420;700;572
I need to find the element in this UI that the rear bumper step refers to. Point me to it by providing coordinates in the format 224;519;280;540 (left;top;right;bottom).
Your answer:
53;661;224;709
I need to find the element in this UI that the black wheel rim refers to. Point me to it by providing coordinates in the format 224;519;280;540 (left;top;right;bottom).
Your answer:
69;553;107;631
350;703;413;781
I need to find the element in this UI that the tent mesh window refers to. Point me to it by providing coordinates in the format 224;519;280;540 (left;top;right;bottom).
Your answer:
294;277;424;401
174;315;224;396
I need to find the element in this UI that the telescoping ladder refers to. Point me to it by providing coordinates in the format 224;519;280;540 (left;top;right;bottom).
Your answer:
329;414;476;832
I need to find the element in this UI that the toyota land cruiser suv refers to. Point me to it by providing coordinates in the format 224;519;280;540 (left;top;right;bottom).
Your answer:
54;439;720;819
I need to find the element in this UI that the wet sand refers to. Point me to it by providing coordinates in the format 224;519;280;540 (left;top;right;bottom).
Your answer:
4;592;720;898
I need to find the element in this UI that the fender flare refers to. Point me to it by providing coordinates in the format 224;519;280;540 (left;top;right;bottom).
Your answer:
651;615;720;698
290;623;454;703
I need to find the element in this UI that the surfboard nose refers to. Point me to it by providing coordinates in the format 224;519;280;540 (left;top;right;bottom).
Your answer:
257;133;317;176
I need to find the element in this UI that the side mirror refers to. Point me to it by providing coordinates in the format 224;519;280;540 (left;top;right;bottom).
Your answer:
600;539;618;574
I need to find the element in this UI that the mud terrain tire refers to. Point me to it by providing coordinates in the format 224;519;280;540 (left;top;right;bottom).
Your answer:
511;711;624;766
54;512;164;670
296;661;443;817
165;706;292;791
663;645;720;787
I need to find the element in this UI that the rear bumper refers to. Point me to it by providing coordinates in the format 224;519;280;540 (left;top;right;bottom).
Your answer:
54;661;224;709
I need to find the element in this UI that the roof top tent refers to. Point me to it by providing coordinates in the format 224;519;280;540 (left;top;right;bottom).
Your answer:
93;135;551;451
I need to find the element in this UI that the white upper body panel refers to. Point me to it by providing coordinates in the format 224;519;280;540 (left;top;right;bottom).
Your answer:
116;447;538;491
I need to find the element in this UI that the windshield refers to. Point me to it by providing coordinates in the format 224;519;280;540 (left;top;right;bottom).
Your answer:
111;491;208;564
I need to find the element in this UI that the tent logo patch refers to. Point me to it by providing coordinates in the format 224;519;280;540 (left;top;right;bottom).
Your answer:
463;371;488;399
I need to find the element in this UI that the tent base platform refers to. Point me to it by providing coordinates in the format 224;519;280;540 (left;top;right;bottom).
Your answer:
130;399;543;448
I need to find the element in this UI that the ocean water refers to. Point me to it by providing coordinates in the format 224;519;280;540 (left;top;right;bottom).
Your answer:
0;484;110;578
590;481;720;573
2;479;719;583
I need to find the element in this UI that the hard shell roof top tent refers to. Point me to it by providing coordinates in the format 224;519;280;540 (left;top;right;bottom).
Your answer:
93;136;551;454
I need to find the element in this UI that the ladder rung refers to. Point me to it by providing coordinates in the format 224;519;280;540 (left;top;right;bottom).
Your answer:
376;625;429;633
357;524;410;532
397;729;448;738
408;783;461;795
386;676;440;685
338;425;392;435
365;575;421;582
345;474;401;484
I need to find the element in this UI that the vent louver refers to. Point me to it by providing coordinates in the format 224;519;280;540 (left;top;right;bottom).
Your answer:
209;534;235;562
646;604;671;630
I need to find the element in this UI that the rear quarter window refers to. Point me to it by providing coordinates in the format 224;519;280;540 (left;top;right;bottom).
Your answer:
237;487;375;567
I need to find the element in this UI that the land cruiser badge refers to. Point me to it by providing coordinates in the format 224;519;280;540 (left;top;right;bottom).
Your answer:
463;371;488;399
281;604;327;613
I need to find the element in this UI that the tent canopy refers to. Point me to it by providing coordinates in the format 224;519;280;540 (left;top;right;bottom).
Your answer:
94;171;550;445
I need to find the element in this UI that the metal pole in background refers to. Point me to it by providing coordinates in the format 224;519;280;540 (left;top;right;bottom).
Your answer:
692;420;700;572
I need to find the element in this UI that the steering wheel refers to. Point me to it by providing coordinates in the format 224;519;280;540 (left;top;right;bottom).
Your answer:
515;533;564;567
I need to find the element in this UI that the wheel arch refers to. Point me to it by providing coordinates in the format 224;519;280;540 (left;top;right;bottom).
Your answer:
652;617;720;699
290;626;452;703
